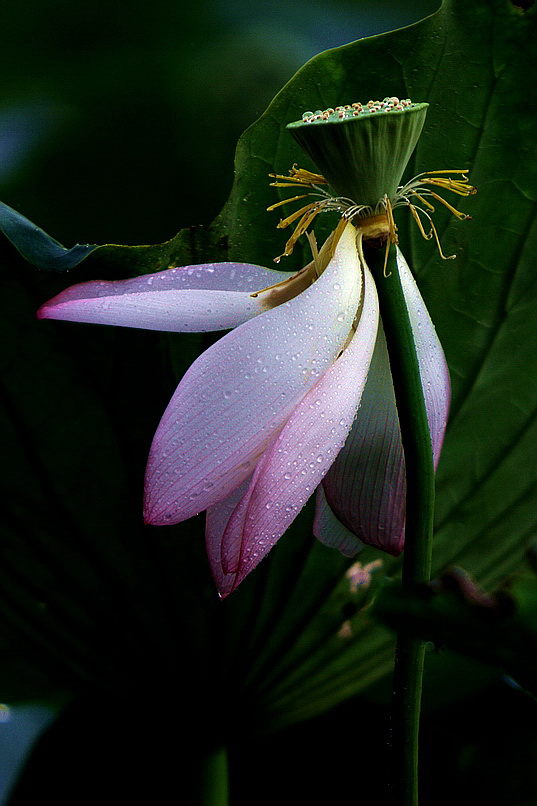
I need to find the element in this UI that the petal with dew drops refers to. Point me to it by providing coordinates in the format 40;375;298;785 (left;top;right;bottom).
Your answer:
322;323;406;555
216;262;379;596
397;246;450;467
205;477;252;599
144;222;363;526
313;485;365;558
37;261;292;332
322;248;450;556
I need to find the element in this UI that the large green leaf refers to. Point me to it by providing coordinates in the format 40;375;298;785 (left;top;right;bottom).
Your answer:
1;0;536;738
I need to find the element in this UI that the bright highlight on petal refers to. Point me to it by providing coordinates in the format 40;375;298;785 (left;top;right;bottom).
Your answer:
143;222;363;526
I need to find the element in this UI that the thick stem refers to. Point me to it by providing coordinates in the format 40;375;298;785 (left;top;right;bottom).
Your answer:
365;243;436;806
201;746;229;806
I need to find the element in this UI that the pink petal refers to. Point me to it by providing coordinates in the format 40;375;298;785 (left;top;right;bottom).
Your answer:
322;324;406;555
205;477;252;599
214;261;379;595
144;222;363;526
37;261;292;332
396;247;450;466
321;248;451;556
313;485;365;557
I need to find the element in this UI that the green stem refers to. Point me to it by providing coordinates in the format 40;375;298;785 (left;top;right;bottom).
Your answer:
201;746;229;806
365;244;436;806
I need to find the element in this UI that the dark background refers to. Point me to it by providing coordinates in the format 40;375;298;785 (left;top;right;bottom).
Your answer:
2;1;537;804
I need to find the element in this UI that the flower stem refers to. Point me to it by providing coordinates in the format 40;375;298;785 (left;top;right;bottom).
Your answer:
201;746;229;806
365;243;435;806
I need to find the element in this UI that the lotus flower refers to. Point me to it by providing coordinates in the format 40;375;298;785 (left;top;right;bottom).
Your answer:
38;218;449;597
38;96;473;597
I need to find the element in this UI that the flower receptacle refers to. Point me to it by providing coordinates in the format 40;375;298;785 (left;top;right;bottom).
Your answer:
286;99;428;208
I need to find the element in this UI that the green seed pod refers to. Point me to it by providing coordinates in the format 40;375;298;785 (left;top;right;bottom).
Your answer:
287;98;428;208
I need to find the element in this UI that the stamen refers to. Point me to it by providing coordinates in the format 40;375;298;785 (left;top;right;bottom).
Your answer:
407;202;434;241
276;201;326;230
269;166;327;187
384;196;398;245
424;190;472;220
423;177;477;197
274;204;326;262
268;160;475;263
406;202;456;259
407;189;436;213
267;194;310;211
383;197;398;276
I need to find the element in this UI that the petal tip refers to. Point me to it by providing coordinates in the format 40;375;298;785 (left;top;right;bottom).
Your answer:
36;303;51;320
143;501;172;526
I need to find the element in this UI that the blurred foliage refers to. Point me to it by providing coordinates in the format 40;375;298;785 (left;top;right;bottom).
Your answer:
3;0;537;804
374;564;537;694
0;0;438;244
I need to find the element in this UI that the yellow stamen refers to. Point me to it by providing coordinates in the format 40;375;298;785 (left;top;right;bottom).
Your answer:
267;194;310;211
428;218;456;260
408;189;435;213
384;197;398;275
407;202;434;241
267;163;475;264
274;205;325;261
270;181;313;188
269;166;327;187
420;169;470;175
424;190;471;220
407;203;456;259
423;177;477;197
275;201;325;230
